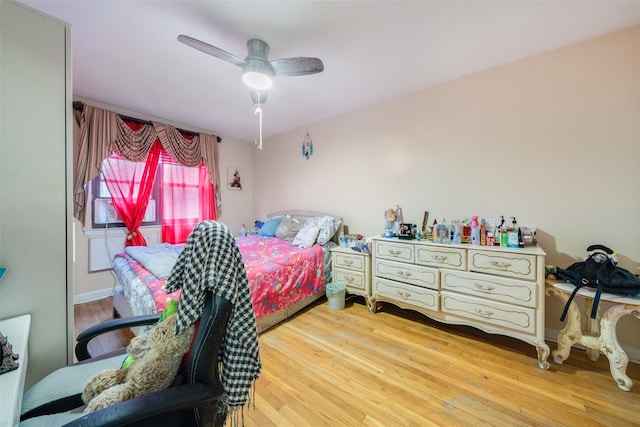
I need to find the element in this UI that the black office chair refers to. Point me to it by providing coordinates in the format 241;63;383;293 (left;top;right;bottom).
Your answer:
19;291;232;427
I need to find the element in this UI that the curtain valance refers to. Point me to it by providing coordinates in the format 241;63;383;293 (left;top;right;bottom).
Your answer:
73;103;221;223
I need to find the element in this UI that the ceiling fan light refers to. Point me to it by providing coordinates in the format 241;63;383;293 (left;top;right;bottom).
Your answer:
242;71;273;90
242;58;274;90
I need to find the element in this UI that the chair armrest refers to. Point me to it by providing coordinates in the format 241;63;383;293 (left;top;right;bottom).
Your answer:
62;382;224;427
75;314;161;361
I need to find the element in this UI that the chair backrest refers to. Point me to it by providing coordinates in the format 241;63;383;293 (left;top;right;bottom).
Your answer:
176;291;233;426
184;291;232;385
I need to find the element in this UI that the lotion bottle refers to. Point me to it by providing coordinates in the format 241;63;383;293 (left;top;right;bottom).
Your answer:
499;215;508;247
508;217;519;248
452;220;461;244
470;216;480;246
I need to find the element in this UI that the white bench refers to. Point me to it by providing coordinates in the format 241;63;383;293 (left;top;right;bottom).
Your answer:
545;279;640;391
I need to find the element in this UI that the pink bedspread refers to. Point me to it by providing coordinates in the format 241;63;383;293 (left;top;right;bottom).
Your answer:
237;236;325;318
116;236;325;319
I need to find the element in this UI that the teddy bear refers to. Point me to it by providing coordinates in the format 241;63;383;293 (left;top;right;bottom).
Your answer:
81;313;195;413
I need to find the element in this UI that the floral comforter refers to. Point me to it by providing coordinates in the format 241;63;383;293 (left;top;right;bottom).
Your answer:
111;237;326;320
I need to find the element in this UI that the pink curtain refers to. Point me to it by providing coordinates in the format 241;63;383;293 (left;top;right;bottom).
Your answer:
73;103;223;223
102;139;162;247
160;149;215;244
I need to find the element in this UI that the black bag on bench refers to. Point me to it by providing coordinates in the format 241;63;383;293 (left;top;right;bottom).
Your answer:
555;244;640;321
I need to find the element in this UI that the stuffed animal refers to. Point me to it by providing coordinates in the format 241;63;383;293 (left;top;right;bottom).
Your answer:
81;313;194;413
121;299;179;369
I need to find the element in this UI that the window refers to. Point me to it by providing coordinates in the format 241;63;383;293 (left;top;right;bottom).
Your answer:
160;155;204;225
159;151;214;243
91;150;214;244
91;162;160;228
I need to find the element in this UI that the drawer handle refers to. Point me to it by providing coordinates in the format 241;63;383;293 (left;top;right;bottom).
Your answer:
397;271;412;279
490;261;512;270
345;276;355;283
396;290;412;300
433;255;448;263
474;283;495;293
475;308;494;318
388;249;401;256
343;259;354;266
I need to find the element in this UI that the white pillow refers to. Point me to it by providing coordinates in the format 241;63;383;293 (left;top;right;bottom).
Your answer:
275;214;303;242
292;225;320;247
304;216;342;245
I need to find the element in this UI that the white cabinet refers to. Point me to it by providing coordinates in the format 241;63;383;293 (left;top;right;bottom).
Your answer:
0;1;73;387
0;315;31;427
331;247;372;310
372;237;550;369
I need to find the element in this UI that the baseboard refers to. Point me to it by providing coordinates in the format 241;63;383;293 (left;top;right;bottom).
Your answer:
545;327;640;364
73;288;113;305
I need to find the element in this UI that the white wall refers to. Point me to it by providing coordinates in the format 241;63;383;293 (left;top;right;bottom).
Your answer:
253;27;640;353
216;136;254;238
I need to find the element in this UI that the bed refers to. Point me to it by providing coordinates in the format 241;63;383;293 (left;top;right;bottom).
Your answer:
110;210;342;333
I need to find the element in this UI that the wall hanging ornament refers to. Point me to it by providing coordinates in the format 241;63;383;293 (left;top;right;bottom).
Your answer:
302;131;313;159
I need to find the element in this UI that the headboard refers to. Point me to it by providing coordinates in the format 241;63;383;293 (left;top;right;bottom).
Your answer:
267;210;344;245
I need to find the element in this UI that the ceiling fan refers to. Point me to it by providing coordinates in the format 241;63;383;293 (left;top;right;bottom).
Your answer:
177;35;324;104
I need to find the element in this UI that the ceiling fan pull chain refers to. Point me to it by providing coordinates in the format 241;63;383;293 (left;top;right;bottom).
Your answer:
254;90;263;150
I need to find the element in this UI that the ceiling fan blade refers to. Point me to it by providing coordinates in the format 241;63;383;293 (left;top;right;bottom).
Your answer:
270;57;324;76
177;35;245;67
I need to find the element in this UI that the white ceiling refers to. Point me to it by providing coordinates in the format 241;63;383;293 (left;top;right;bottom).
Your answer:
20;1;640;142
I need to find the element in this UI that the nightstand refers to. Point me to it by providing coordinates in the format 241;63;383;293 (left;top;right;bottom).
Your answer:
330;247;373;311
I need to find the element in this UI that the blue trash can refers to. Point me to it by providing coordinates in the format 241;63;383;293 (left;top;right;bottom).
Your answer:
326;282;346;310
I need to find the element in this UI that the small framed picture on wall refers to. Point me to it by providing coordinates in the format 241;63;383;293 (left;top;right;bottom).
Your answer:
227;167;243;190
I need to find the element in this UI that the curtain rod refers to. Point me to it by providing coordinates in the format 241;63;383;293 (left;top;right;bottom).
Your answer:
72;101;222;143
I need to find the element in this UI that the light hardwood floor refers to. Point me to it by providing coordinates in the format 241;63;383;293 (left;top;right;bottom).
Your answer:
73;297;132;360
75;296;640;426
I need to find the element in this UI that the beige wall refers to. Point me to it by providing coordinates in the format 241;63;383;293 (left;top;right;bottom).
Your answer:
253;27;640;353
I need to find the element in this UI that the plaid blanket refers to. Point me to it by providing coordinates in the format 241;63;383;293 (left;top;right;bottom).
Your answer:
166;220;261;421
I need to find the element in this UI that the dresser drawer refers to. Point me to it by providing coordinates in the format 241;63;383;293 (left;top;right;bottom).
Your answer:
440;269;536;308
334;268;367;292
441;291;535;334
468;250;537;281
375;240;414;263
374;277;439;311
415;245;466;270
333;251;366;272
374;258;438;290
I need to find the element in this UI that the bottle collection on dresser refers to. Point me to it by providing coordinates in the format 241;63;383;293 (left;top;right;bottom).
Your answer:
371;213;550;369
421;215;535;249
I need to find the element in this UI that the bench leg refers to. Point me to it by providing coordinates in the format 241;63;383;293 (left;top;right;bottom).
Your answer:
583;299;600;362
546;286;581;364
600;304;637;392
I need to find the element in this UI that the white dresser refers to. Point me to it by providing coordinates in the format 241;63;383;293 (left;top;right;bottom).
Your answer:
330;247;373;310
372;237;550;369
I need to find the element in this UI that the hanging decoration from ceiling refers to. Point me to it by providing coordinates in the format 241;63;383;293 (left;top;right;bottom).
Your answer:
302;131;313;159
